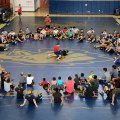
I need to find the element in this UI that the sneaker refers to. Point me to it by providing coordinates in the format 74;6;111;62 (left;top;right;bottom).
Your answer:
99;92;104;97
56;58;60;61
94;45;96;48
4;48;8;51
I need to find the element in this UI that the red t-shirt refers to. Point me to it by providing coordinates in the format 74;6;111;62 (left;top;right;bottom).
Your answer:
18;7;22;13
65;80;74;93
62;29;68;33
54;45;59;52
45;17;51;26
45;27;49;31
40;80;48;87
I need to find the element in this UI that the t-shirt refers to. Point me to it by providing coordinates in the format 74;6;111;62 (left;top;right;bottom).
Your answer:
65;80;74;93
25;28;30;34
74;77;80;86
68;31;73;37
85;85;94;97
73;28;79;34
4;81;11;92
88;74;95;81
53;92;62;103
41;29;46;35
34;33;38;39
53;29;59;34
62;29;68;33
40;80;48;87
15;87;24;98
106;89;113;100
45;17;51;26
79;77;87;85
114;79;120;88
45;28;49;32
25;95;35;103
19;76;26;84
54;45;59;53
111;69;118;78
57;79;64;85
51;80;57;85
27;76;34;85
90;80;99;91
101;71;111;82
1;31;8;35
18;7;22;13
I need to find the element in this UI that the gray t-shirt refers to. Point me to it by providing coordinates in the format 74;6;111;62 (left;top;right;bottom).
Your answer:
101;71;111;82
111;69;118;78
19;76;26;84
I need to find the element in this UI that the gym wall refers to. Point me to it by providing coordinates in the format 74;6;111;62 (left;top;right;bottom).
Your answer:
14;0;40;12
49;0;120;14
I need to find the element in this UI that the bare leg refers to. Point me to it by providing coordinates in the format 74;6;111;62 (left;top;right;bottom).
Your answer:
111;94;115;106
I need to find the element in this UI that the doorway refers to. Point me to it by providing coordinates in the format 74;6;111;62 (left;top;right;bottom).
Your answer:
40;0;49;15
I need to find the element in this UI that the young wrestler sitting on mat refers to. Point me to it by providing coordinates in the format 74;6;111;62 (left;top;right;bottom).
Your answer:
64;76;74;95
113;57;120;64
50;88;64;105
20;90;38;108
0;44;9;51
48;43;69;60
111;76;120;106
39;78;50;94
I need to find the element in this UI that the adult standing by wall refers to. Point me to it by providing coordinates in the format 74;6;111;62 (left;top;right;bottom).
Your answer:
18;4;22;17
44;14;51;29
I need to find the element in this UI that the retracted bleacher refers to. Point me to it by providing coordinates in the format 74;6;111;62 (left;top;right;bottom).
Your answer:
0;6;11;23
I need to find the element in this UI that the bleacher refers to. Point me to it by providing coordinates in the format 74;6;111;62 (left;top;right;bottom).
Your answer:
0;6;12;23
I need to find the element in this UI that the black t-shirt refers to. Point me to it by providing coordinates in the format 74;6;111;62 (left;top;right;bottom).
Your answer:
106;89;113;100
91;80;99;91
74;77;80;86
1;73;5;87
115;79;120;88
62;50;68;56
0;39;2;44
25;95;35;103
85;85;94;97
15;87;24;98
53;92;62;103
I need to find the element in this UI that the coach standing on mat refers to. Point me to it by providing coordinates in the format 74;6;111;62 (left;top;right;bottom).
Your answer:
44;14;51;29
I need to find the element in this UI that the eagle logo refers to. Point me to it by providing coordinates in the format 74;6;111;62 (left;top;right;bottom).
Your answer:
0;49;112;66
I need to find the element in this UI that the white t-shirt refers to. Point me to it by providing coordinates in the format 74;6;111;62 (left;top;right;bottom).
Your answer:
73;28;79;34
41;29;46;35
27;76;34;85
1;31;8;35
53;29;59;34
4;82;12;92
9;31;16;36
34;33;38;40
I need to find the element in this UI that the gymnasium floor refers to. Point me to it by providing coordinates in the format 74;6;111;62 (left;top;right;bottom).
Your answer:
0;16;120;120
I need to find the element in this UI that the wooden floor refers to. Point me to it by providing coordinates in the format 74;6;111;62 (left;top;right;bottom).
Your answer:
0;8;120;29
15;8;120;18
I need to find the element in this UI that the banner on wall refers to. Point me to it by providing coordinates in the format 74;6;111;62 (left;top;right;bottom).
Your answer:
26;0;33;6
50;0;119;1
26;0;32;1
14;0;35;11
